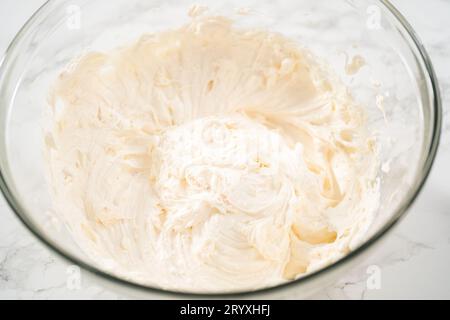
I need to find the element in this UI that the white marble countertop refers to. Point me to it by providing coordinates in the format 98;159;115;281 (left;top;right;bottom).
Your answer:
0;0;449;300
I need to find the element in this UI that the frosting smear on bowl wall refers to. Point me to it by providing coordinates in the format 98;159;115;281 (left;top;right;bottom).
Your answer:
44;11;380;292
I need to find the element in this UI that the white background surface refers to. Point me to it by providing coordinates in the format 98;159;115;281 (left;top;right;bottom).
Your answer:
0;0;449;299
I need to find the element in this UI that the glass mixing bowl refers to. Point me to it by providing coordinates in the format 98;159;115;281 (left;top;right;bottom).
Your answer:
0;0;441;298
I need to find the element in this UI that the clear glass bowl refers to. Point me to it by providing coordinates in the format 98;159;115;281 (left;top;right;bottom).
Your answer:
0;0;441;298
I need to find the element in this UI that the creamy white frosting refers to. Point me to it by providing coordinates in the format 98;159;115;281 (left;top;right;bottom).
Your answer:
45;13;379;292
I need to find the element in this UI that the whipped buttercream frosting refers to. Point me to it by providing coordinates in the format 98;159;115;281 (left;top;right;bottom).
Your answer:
45;12;379;292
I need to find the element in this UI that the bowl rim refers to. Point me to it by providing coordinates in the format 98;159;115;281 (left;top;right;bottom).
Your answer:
0;0;442;298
